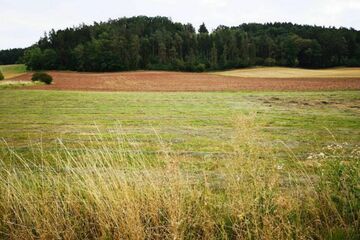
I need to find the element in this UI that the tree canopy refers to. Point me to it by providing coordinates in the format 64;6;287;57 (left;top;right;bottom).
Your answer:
3;16;360;71
0;48;25;65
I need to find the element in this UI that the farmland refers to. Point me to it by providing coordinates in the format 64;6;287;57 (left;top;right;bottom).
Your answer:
1;90;360;153
0;66;360;239
215;66;360;78
9;68;360;91
2;3;360;237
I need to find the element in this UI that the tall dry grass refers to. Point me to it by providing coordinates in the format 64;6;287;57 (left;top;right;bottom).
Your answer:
0;116;359;239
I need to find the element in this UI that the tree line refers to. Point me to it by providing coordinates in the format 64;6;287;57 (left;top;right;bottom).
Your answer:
3;16;360;71
0;48;26;65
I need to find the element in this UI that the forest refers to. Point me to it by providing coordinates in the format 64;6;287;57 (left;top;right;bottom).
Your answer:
2;16;360;71
0;48;25;65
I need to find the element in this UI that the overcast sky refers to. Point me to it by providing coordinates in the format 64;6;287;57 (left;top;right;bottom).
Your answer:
1;0;360;50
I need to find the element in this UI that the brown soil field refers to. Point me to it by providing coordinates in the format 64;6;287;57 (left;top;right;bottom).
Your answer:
9;71;360;91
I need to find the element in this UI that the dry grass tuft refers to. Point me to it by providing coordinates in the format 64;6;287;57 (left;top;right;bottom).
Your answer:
0;115;359;239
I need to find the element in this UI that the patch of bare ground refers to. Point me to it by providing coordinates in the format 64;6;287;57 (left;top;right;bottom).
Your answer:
9;71;360;91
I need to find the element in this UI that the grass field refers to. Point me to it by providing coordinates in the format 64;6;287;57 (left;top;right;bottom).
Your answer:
215;67;360;78
0;90;359;154
0;89;359;239
0;64;27;79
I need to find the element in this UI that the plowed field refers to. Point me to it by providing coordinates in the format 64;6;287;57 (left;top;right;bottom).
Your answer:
9;71;360;91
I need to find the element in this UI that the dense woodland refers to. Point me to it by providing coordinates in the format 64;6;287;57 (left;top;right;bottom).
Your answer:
2;16;360;71
0;48;25;65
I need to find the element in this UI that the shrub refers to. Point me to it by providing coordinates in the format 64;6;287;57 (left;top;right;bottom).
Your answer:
173;59;185;71
31;72;53;84
194;63;206;72
264;57;277;66
0;70;4;80
345;58;360;67
255;57;264;65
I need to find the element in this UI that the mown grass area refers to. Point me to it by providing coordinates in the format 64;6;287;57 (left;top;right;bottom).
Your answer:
0;90;359;239
0;90;359;156
0;64;27;79
215;67;360;78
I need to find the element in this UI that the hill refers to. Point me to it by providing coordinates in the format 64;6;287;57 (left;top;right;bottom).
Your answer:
20;16;360;72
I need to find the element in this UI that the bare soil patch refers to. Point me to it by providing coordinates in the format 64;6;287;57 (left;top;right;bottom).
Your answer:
9;71;360;91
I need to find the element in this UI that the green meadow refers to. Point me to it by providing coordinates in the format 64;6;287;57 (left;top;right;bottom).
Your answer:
1;90;359;154
0;89;359;239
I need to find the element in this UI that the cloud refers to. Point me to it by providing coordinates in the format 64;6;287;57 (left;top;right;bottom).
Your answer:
0;0;359;49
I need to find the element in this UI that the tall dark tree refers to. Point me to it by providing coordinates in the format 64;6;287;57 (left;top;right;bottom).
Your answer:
129;35;141;69
210;43;218;69
198;23;209;34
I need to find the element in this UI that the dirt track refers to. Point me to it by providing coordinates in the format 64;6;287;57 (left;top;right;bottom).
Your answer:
9;71;360;91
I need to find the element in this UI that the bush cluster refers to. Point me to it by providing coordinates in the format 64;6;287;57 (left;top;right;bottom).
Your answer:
31;72;53;84
0;70;4;80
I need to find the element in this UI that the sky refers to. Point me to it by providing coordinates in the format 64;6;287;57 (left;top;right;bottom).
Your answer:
1;0;360;50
